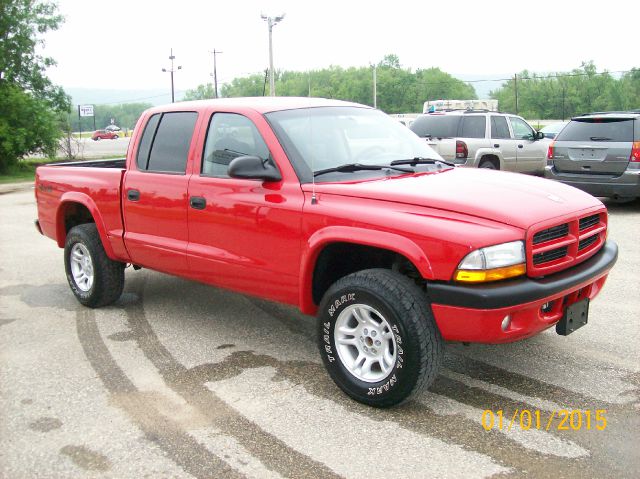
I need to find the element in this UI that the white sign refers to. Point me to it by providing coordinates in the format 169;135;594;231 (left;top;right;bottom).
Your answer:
79;104;94;117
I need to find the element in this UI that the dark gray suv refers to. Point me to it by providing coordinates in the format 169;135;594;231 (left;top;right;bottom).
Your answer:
545;111;640;201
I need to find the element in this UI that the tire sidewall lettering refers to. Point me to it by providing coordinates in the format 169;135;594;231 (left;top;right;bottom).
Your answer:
321;289;407;398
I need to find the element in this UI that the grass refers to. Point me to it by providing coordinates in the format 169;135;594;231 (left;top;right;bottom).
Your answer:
0;156;122;184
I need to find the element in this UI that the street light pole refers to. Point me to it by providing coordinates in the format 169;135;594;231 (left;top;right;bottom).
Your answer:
261;13;285;97
162;48;182;103
210;49;223;98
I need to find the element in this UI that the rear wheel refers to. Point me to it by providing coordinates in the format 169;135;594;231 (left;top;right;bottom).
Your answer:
64;224;125;307
113;134;119;139
479;158;498;169
318;269;443;407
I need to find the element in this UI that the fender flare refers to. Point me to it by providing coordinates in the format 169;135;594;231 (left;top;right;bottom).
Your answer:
55;191;117;260
474;149;504;169
298;226;433;314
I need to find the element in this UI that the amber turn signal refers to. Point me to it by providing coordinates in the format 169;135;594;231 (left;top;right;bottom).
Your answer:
454;263;526;283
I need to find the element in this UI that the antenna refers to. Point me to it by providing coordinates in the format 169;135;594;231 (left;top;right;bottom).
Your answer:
309;96;317;205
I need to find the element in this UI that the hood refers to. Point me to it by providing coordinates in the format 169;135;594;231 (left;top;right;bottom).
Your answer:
306;168;603;229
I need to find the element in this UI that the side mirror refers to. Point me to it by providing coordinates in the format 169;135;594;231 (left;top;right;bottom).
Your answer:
535;131;545;140
228;155;282;182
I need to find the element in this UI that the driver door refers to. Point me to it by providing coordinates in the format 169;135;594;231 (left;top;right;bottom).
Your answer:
186;111;304;305
509;116;546;173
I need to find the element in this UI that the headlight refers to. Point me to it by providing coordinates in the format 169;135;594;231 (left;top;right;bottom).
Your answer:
454;241;526;283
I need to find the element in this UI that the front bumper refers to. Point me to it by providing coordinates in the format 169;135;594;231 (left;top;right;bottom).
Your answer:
545;166;640;199
427;240;618;343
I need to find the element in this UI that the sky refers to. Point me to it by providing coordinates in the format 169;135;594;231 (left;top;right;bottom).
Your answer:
42;0;639;102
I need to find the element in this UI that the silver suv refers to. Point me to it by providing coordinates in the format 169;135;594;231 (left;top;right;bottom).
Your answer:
409;110;548;174
545;111;640;201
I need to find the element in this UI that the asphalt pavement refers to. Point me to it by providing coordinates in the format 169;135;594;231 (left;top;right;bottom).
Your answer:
1;185;638;478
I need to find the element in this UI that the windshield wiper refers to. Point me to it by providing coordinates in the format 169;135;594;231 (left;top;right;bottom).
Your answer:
390;157;456;167
589;136;613;141
313;163;413;177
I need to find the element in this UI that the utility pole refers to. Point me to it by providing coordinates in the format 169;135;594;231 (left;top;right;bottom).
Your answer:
210;49;223;98
373;64;377;109
514;73;518;115
162;48;182;103
261;13;285;96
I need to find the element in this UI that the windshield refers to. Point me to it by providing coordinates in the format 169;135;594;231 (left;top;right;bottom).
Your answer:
266;107;444;183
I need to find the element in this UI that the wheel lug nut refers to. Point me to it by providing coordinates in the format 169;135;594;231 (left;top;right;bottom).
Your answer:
371;348;377;354
364;346;369;352
371;330;377;337
360;336;364;342
363;328;368;335
375;340;381;346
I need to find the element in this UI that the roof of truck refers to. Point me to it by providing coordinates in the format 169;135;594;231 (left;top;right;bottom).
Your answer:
146;97;368;115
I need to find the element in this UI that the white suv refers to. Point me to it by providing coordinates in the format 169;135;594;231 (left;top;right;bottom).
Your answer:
409;110;548;174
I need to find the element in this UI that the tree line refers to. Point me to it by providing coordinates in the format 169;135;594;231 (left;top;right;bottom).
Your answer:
185;55;477;113
491;62;640;119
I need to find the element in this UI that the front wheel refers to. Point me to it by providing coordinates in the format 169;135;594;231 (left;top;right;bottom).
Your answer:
318;269;443;407
64;223;125;307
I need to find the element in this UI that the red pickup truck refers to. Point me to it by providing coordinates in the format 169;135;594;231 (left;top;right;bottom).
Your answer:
35;98;618;407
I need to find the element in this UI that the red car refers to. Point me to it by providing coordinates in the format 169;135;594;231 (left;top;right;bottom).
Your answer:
35;98;617;407
91;129;119;141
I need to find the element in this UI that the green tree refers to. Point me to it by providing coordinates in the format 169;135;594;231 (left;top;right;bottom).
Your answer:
490;62;637;120
0;0;69;172
217;56;475;114
183;83;216;101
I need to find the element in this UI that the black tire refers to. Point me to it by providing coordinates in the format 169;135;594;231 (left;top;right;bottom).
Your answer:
479;158;498;169
64;223;125;308
113;135;119;139
318;269;443;407
94;136;101;141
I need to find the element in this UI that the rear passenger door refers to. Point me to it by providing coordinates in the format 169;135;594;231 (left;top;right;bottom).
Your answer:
490;115;517;170
122;111;199;276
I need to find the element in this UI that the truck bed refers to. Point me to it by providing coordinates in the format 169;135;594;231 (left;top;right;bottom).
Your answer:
35;159;128;261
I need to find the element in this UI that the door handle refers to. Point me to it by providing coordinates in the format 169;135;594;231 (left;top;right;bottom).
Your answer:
493;144;500;148
127;189;140;201
518;144;524;149
190;196;206;210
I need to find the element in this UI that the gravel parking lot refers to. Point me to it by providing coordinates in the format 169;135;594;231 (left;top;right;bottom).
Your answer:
1;186;638;478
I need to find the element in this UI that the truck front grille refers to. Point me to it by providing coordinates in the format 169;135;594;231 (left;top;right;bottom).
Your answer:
527;210;606;277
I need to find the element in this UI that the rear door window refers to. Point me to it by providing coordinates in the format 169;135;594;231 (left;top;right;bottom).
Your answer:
460;116;486;138
138;112;198;173
136;114;161;170
555;118;635;142
410;115;460;138
490;116;511;139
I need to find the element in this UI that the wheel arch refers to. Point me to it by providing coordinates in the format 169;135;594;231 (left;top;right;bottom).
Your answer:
55;192;116;259
299;226;433;315
477;151;502;170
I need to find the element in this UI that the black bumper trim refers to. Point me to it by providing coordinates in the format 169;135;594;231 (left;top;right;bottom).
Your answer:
427;240;618;310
